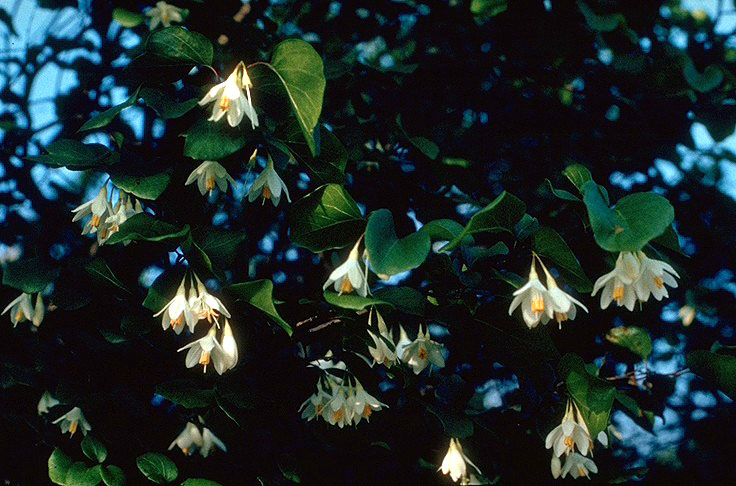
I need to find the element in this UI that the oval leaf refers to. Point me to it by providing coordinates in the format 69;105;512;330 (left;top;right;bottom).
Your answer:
533;226;591;293
110;169;172;200
81;435;108;463
559;353;616;438
26;139;118;170
687;350;736;399
226;280;292;335
2;256;59;293
605;326;652;360
183;118;251;161
136;452;178;485
106;213;190;246
48;448;73;485
365;209;431;276
100;465;126;486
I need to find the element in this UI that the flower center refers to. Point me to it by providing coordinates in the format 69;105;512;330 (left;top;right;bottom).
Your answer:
181;447;190;455
91;214;101;227
171;315;183;329
577;466;588;478
333;408;344;422
15;309;25;322
206;177;216;192
654;276;664;289
340;278;354;294
564;435;574;450
199;351;211;366
418;346;428;361
613;285;624;303
555;312;568;323
532;294;544;313
262;185;272;199
69;420;78;436
219;96;231;111
362;405;373;418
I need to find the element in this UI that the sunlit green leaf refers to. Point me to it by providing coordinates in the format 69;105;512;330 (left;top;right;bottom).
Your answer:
559;353;616;438
365;209;431;276
606;326;652;360
106;213;190;246
81;435;108;464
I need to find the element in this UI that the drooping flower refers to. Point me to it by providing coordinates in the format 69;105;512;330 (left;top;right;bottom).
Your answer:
198;61;258;129
200;427;227;457
323;238;369;297
153;273;197;334
633;251;679;303
247;156;291;206
2;292;44;328
560;452;598;479
187;273;231;326
439;438;481;484
394;325;412;360
537;258;588;328
219;320;239;373
367;309;397;367
299;381;333;422
37;391;60;415
347;381;387;425
591;251;641;311
52;407;91;437
400;325;445;375
71;185;109;236
185;161;236;196
169;422;203;456
545;400;592;458
97;191;143;246
508;257;554;328
146;1;184;30
178;326;227;374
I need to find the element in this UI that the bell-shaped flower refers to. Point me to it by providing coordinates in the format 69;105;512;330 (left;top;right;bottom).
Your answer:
323;239;369;297
153;274;197;334
538;260;588;329
178;326;227;374
200;427;227;457
97;192;143;246
185;161;236;196
299;381;333;422
561;452;598;479
168;422;203;456
37;391;60;415
72;185;110;236
146;1;183;29
400;325;445;375
367;309;397;367
198;61;258;129
439;438;481;484
247;157;291;206
324;383;352;428
52;407;91;437
394;326;412;361
3;292;35;327
545;400;592;457
187;273;231;326
633;251;679;303
348;381;387;425
591;251;641;311
219;320;239;373
508;258;554;328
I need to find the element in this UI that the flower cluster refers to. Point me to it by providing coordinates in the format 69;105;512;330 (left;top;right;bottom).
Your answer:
439;438;482;484
299;355;387;427
592;251;679;311
2;292;44;328
71;183;143;246
169;421;227;458
545;400;604;480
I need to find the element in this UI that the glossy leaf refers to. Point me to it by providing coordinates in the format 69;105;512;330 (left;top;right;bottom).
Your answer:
365;209;431;276
606;326;652;360
559;353;616;438
112;7;144;27
110;169;172;200
2;256;59;293
687;350;736;399
81;435;108;464
100;465;126;486
146;26;212;67
79;86;141;132
65;462;103;486
142;266;186;313
533;226;592;293
106;213;190;246
226;280;292;335
27;139;118;170
136;453;178;484
49;448;73;485
183;118;251;161
286;124;347;184
140;88;198;119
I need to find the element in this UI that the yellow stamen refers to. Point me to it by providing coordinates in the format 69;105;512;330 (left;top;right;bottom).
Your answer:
219;96;231;111
362;405;373;418
340;278;354;294
564;435;574;449
578;466;588;478
532;295;544;313
555;312;568;324
418;347;428;361
333;408;344;422
91;214;101;227
613;285;624;303
654;276;664;289
69;420;78;436
315;404;324;416
171;315;183;329
199;351;211;366
15;310;25;322
262;185;272;200
181;447;190;456
206;177;216;192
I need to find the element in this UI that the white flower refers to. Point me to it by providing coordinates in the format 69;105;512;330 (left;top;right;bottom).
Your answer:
37;391;60;415
299;382;332;422
545;400;592;457
178;326;228;374
198;61;258;129
537;259;588;329
146;1;183;30
200;427;227;457
395;325;412;360
551;455;562;479
439;438;481;484
169;422;203;456
591;251;641;311
97;192;143;246
185;161;236;196
72;185;109;236
347;381;387;425
220;320;239;372
508;258;554;328
633;251;679;303
324;383;352;428
52;407;91;437
561;452;598;479
2;292;44;328
367;309;397;367
247;157;291;206
400;325;445;375
323;239;369;297
153;274;197;334
187;273;231;326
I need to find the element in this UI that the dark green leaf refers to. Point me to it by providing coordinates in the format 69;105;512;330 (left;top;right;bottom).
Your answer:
322;291;394;311
683;60;723;93
136;453;178;484
84;258;131;295
183;117;251;160
2;256;59;293
81;435;108;464
146;27;212;67
563;164;593;193
614;392;656;432
79;86;141;132
155;379;215;408
27;139;119;170
181;480;222;486
49;448;73;485
425;403;473;439
226;280;292;335
365;209;431;276
110;169;172;200
143;267;186;313
651;224;683;254
106;213;190;246
533;226;592;293
577;0;624;32
687;350;736;399
606;326;652;360
419;219;471;244
100;465;126;486
559;353;616;438
545;178;580;201
286;124;347;184
289;184;364;253
514;213;539;241
65;462;102;486
470;0;508;18
140;88;198;119
184;228;245;280
373;287;425;316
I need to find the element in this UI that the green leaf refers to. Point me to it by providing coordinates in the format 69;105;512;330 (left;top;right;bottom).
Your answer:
289;184;365;253
419;219;471;244
110;169;172;200
441;191;526;251
285;124;347;184
100;465;126;486
687;350;736;399
65;462;102;486
545;179;580;202
79;86;141;132
112;8;144;27
140;88;198;119
155;379;215;408
365;209;431;276
49;448;73;485
425;403;474;439
582;181;675;252
250;39;326;155
226;280;292;335
559;353;616;438
683;60;723;93
470;0;508;18
323;291;394;311
106;213;190;246
81;435;108;464
563;164;593;193
143;267;185;312
514;213;539;241
373;287;425;316
577;0;624;32
606;326;652;360
27;139;119;170
136;453;178;485
183;117;251;160
184;227;245;280
2;256;59;293
84;258;131;295
614;392;656;432
533;226;592;293
181;480;223;486
146;27;212;67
